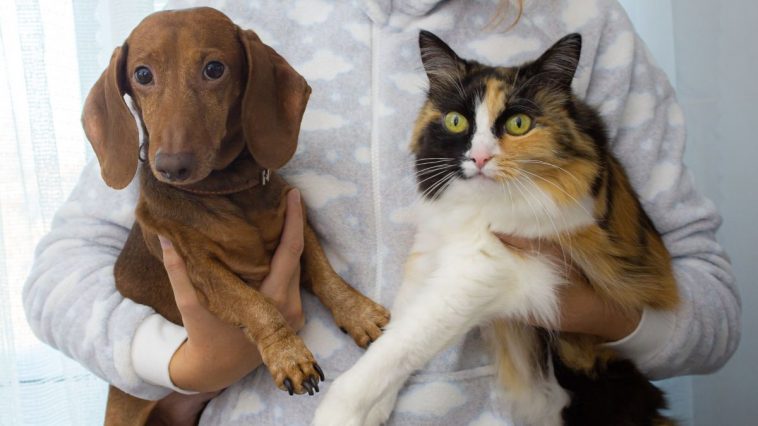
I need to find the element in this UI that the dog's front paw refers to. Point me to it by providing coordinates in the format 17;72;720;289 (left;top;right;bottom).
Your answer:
313;379;372;426
331;291;391;348
259;333;323;396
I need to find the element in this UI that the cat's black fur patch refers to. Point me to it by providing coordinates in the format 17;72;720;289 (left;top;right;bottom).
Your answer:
552;351;671;426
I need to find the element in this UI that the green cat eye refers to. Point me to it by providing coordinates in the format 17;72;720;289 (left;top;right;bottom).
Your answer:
443;112;469;134
505;113;533;136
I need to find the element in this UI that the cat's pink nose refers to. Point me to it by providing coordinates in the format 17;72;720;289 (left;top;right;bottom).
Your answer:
472;154;492;169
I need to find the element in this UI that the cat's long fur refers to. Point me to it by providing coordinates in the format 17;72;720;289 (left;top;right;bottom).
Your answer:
313;32;678;426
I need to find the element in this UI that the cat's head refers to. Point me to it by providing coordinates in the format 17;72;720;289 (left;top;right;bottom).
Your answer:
411;31;605;205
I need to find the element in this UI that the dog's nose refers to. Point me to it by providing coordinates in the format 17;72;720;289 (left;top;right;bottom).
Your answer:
154;151;196;182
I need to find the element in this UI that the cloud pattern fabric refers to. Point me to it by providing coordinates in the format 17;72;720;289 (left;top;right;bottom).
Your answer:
23;1;738;425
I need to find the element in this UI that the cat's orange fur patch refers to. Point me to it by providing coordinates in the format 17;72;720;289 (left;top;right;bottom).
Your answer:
410;102;441;152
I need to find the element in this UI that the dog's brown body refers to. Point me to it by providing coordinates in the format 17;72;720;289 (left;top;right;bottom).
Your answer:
82;7;389;425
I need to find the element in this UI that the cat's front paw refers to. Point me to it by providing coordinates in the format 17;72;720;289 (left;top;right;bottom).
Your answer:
313;378;373;426
364;389;399;426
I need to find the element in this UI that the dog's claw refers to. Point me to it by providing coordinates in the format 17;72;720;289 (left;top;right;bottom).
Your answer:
309;376;320;392
284;378;294;396
314;363;325;381
339;327;348;334
303;380;314;396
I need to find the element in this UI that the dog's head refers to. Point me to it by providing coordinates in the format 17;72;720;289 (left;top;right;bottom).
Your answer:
82;7;311;188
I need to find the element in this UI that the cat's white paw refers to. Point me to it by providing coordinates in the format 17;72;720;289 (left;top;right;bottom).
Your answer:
313;379;370;426
363;388;399;426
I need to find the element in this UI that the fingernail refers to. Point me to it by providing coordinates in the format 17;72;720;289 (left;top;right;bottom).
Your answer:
290;188;301;205
158;235;172;249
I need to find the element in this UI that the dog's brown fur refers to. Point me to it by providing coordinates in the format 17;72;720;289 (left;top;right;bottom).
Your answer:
82;7;389;425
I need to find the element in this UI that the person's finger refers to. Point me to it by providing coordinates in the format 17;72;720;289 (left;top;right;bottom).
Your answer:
159;235;197;308
495;233;536;252
264;189;304;288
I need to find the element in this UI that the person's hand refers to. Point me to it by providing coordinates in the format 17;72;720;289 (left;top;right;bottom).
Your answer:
145;390;220;426
162;189;306;393
496;233;641;342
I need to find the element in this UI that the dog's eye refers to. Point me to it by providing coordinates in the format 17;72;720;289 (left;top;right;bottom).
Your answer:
203;61;225;80
134;67;153;85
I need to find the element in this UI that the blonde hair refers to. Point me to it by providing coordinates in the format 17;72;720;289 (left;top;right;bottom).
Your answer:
486;0;524;31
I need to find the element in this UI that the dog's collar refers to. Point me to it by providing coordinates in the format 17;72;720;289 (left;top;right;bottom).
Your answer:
173;151;270;196
176;168;270;195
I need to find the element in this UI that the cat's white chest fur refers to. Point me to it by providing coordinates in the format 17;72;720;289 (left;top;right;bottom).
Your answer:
313;179;589;426
420;177;595;238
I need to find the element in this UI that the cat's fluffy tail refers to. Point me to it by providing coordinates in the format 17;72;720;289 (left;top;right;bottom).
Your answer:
486;320;568;426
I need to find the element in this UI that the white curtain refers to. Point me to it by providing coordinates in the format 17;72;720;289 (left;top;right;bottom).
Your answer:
0;1;156;424
0;1;697;425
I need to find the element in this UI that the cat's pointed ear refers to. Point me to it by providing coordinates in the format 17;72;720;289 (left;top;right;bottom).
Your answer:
419;30;466;87
532;33;582;89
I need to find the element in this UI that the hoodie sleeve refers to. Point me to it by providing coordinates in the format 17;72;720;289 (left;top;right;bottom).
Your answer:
575;0;740;379
22;159;175;400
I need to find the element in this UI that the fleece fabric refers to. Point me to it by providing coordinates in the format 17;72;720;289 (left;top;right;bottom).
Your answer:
23;1;739;424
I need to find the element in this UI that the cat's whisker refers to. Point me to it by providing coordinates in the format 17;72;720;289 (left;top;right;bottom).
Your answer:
505;178;515;218
496;178;517;222
517;170;583;276
416;168;457;188
514;160;582;185
413;159;457;168
419;171;457;201
415;164;456;176
510;177;544;250
414;160;454;165
417;172;453;199
518;169;592;218
519;174;571;272
414;157;457;162
414;161;456;169
415;169;456;183
434;173;458;201
495;172;518;218
513;176;552;254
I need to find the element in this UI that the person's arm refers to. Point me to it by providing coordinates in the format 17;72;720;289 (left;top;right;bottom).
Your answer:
23;160;306;400
589;1;738;379
510;0;739;379
23;160;171;400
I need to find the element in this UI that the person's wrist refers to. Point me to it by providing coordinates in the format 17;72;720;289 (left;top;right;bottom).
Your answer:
168;340;196;392
168;338;265;393
589;304;642;342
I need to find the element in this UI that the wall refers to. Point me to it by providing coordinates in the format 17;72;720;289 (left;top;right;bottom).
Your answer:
671;0;758;425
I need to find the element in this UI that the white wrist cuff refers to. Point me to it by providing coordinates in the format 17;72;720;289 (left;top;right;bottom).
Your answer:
132;313;197;395
602;306;677;365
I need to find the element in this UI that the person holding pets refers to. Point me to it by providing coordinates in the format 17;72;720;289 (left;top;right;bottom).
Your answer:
24;0;738;424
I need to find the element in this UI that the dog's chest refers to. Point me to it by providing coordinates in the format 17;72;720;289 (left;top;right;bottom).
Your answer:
205;190;288;285
140;183;289;287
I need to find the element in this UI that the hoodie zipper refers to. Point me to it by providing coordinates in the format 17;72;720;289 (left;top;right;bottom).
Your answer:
370;21;384;303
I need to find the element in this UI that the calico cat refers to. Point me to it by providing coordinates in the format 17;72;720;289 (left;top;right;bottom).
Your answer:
313;31;678;426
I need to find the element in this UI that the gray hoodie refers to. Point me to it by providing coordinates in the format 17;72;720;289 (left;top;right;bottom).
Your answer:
23;0;739;424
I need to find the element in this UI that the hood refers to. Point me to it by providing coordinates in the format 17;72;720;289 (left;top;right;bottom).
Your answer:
358;0;446;24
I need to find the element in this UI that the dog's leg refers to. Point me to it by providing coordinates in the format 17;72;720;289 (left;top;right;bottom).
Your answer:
115;223;182;324
137;207;323;395
302;224;390;348
184;256;323;395
104;386;156;426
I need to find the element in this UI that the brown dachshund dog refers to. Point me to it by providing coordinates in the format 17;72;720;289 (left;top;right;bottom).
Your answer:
81;7;390;425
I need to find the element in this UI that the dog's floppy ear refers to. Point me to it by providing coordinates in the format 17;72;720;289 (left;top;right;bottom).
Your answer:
239;29;311;170
81;44;139;189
